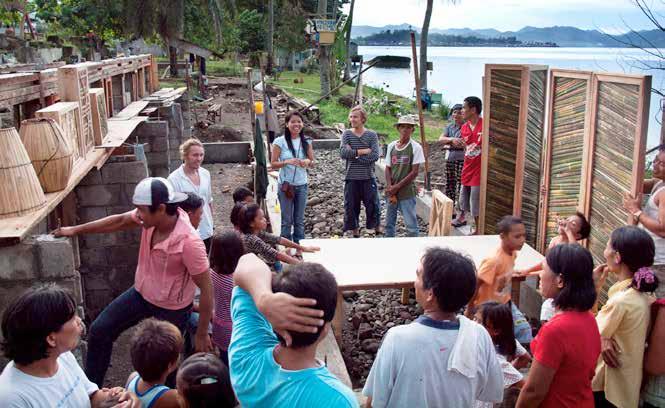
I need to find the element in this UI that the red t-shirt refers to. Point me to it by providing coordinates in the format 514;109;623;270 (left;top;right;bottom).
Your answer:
531;311;601;408
461;117;482;186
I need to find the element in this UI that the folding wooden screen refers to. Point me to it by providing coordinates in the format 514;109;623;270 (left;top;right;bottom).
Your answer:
584;74;651;269
479;64;548;248
538;70;593;251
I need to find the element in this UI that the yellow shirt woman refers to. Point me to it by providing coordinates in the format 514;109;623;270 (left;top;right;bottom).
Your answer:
592;279;654;408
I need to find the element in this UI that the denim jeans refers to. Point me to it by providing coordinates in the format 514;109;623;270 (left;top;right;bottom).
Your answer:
85;287;191;387
343;179;379;231
510;301;533;344
385;196;419;237
278;183;308;243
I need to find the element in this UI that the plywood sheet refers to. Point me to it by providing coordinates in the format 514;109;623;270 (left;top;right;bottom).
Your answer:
36;102;81;162
301;235;544;290
89;88;108;146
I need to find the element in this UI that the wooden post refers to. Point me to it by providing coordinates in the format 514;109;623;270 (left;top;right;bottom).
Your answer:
333;290;345;345
661;98;665;146
353;56;363;106
246;68;256;131
410;31;430;191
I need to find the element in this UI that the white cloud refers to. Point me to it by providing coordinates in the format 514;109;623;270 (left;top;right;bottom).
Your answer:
345;0;660;31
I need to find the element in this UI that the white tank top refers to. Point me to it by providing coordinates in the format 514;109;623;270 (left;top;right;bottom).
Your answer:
640;180;665;264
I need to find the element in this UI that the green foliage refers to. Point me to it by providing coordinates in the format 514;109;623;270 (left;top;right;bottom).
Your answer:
206;58;243;76
269;71;444;142
33;0;124;43
437;101;452;120
184;0;219;50
237;9;266;54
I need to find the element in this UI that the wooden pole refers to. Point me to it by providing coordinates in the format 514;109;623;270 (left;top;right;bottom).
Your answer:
410;31;431;191
353;56;363;106
661;98;665;146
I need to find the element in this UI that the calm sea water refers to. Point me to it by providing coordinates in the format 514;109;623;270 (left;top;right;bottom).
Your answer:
358;46;665;148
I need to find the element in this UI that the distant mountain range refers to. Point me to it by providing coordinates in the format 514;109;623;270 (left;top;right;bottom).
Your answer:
351;24;665;47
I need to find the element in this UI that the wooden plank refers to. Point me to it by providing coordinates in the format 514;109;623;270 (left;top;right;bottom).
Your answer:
100;116;147;148
315;329;352;388
109;101;150;120
0;72;39;87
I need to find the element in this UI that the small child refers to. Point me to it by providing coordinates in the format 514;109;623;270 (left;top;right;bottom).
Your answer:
208;231;245;366
179;192;205;230
467;215;533;344
126;318;182;408
474;301;532;408
176;352;236;408
232;186;255;204
235;203;319;270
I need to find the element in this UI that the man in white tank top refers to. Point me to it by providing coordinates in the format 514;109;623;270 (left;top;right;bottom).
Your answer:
623;148;665;264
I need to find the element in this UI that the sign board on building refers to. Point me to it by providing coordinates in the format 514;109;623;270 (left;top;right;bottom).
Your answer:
313;19;338;32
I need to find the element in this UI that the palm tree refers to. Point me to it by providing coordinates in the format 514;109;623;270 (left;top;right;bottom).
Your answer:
419;0;433;90
343;0;356;81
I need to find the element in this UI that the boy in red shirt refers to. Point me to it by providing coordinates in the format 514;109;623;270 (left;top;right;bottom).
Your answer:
452;96;483;234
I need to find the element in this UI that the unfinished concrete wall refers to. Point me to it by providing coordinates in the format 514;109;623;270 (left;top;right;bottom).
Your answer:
75;155;146;319
136;120;171;177
160;103;185;172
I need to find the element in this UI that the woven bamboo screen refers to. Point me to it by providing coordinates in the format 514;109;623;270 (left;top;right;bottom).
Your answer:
479;64;548;248
538;70;593;252
585;74;651;303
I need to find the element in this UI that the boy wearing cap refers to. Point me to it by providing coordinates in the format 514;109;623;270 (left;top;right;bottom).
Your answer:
54;177;214;387
439;104;465;215
384;116;425;237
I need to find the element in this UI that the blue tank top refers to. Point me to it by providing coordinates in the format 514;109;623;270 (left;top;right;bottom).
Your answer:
127;375;170;408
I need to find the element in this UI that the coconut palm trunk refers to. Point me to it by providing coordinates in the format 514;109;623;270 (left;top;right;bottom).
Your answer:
419;0;433;90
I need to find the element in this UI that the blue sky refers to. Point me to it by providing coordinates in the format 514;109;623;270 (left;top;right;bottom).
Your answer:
345;0;664;32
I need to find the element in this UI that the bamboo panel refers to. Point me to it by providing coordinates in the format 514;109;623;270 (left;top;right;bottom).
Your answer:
484;69;522;235
543;76;589;247
588;81;642;304
521;69;546;247
89;88;108;146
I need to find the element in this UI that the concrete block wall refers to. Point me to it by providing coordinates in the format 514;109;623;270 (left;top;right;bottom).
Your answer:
135;120;170;177
75;155;146;319
159;103;185;173
0;236;82;318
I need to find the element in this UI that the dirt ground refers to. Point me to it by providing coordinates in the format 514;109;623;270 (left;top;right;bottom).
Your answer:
103;163;252;388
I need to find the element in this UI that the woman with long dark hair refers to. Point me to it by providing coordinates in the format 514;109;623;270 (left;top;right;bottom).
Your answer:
592;226;659;408
270;111;315;249
516;244;600;408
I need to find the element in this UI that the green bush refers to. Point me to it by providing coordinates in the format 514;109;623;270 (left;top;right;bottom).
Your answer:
437;101;452;120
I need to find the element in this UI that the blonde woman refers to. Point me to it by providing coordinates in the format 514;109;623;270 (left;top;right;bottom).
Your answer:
168;138;214;251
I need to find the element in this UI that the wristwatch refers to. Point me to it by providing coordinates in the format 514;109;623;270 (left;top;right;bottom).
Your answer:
633;210;643;223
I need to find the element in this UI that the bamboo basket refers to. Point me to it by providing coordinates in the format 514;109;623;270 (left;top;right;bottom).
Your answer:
19;118;74;193
0;127;47;219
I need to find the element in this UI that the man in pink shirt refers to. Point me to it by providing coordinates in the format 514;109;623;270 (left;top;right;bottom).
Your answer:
54;177;214;387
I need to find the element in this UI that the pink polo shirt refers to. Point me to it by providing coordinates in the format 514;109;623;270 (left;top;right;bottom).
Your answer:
131;208;209;310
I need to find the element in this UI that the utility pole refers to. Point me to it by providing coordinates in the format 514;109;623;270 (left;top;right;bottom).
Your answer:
317;0;331;97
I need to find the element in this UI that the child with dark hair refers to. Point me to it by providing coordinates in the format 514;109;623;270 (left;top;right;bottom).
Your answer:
126;318;182;407
592;226;660;408
176;352;236;408
517;243;601;408
229;253;357;407
232;186;254;204
208;231;245;365
518;211;592;322
474;301;531;408
0;285;138;407
236;203;319;270
467;215;533;344
363;248;503;407
178;192;205;230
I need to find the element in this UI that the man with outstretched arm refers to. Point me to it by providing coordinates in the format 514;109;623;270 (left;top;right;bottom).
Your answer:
54;177;214;387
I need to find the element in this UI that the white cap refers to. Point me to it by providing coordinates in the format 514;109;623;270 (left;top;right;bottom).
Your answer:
132;177;188;206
